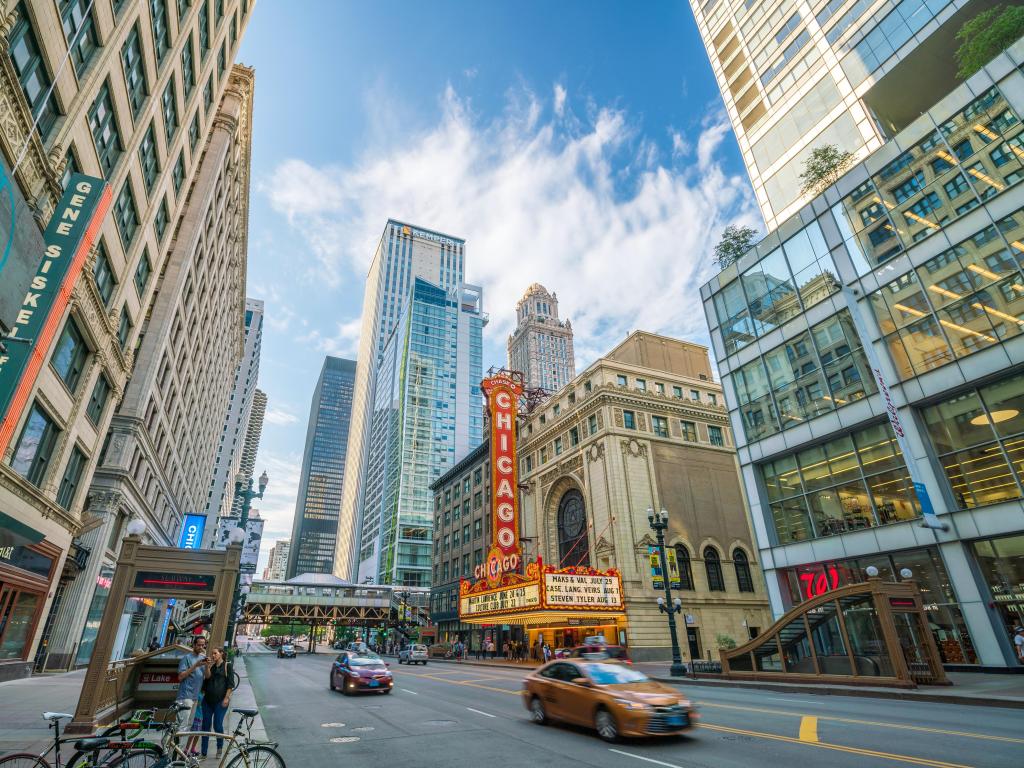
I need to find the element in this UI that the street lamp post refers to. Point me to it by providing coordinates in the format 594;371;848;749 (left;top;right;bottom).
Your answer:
647;507;687;678
225;470;268;649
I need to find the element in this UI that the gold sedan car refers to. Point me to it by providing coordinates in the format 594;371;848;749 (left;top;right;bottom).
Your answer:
522;659;696;741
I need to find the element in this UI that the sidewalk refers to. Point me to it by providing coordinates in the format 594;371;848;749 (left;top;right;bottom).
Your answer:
0;655;269;757
422;656;1024;709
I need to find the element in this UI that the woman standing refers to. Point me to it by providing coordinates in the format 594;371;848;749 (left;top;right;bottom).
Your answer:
200;648;234;759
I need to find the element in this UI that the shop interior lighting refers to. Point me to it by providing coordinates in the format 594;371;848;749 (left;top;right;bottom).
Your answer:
938;318;996;343
972;124;999;142
904;210;942;231
928;284;961;301
971;302;1024;327
970;409;1020;426
967;167;1004;191
893;302;927;317
965;263;1001;281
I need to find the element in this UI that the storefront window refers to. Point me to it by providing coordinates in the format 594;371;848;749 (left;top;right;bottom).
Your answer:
921;373;1024;509
759;422;917;543
0;591;39;660
972;534;1024;646
76;565;114;666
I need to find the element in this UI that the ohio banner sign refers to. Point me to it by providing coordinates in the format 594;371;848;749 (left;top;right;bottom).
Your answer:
0;174;111;451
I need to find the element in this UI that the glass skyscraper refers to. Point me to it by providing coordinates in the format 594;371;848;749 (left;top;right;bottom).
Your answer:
356;279;486;587
286;356;356;578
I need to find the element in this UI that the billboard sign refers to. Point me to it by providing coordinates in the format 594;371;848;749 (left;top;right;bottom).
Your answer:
0;156;45;335
177;514;207;550
0;173;111;451
215;515;263;573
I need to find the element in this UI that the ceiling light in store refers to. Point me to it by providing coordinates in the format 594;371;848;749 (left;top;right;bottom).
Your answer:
970;409;1019;426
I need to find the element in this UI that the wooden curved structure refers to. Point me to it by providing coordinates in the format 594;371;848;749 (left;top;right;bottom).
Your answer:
720;578;949;688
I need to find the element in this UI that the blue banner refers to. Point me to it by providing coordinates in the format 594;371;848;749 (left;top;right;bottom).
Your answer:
177;514;207;549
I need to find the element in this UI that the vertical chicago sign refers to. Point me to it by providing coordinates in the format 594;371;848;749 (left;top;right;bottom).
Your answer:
480;372;523;586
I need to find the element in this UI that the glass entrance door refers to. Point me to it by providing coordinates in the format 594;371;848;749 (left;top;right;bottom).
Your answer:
892;611;940;683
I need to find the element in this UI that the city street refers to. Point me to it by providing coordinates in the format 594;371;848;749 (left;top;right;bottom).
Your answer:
245;653;1024;768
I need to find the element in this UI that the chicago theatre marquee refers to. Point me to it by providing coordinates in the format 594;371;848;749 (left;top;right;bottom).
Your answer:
458;372;628;650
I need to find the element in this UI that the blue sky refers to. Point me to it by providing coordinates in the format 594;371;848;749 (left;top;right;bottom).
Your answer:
237;0;760;571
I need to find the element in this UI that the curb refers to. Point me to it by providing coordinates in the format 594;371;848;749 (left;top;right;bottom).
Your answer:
423;657;1024;709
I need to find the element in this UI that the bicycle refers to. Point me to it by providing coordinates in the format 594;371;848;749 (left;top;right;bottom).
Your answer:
150;703;284;768
0;712;160;768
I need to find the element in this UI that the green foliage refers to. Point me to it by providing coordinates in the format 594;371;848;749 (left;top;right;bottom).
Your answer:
956;5;1024;79
713;225;759;270
799;144;855;197
260;623;295;637
715;633;738;650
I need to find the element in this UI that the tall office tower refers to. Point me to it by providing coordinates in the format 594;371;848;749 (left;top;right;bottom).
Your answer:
507;283;576;392
203;299;264;539
356;280;486;586
286;357;356;578
263;539;290;581
688;0;1002;229
700;33;1024;669
334;221;467;580
0;1;255;678
232;388;267;512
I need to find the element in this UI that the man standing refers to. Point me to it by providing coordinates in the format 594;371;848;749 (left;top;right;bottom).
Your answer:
176;636;209;735
1014;626;1024;661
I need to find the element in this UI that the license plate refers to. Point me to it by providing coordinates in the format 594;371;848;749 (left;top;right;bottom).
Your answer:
369;680;380;687
666;715;687;727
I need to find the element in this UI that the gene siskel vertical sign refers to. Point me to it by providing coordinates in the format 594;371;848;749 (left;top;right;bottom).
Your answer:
0;174;111;451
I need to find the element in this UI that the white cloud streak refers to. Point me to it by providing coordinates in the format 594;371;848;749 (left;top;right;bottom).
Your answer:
263;406;298;426
263;84;755;366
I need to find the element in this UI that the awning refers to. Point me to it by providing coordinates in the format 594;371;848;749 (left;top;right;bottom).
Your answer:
461;609;628;626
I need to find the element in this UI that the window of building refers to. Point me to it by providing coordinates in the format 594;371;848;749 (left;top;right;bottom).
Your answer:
708;425;724;446
113;181;138;246
616;375;627;386
135;249;151;295
60;146;79;191
89;81;122;175
56;446;87;509
443;510;450;527
462;500;469;518
93;240;116;306
442;562;449;581
118;306;133;348
474;467;482;485
9;2;61;140
473;491;482;509
177;0;189;20
52;317;88;393
636;378;646;392
120;24;148;119
172;152;185;194
188;111;200;151
553;404;561;416
230;12;238;45
652;416;668;438
60;0;99;73
540;447;547;464
204;75;214;113
674;545;694;590
556;489;589;567
690;390;700;401
704;547;725;591
138;122;159;192
462;525;470;545
199;0;210;55
182;37;195;98
473;519;482;539
162;79;178;141
554;437;563;455
588;414;597;435
87;374;110;424
623;410;636;430
708;393;717;406
655;383;665;395
569;426;579;446
216;0;224;22
463;478;471;495
150;0;170;63
680;421;697;442
10;403;60;486
733;549;754;592
154;197;169;241
217;41;226;75
921;373;1024;509
672;386;683;398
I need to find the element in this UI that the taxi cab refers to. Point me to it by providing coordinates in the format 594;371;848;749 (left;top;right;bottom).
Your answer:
522;658;695;741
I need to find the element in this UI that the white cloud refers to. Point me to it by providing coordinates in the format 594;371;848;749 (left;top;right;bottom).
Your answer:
263;406;298;426
264;85;755;365
553;83;567;117
251;450;302;573
671;130;691;159
295;317;361;358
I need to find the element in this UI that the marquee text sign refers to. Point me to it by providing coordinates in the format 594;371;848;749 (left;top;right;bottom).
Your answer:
461;584;541;617
544;572;623;608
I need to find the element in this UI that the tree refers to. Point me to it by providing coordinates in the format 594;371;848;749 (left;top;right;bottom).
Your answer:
956;5;1024;79
799;144;855;197
715;633;737;650
713;225;758;270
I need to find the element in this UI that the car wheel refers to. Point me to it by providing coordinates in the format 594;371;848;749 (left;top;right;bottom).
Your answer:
595;708;619;742
380;689;391;695
329;673;336;691
422;661;427;665
529;696;547;725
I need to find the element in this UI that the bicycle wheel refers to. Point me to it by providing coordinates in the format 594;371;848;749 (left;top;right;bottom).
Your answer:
225;745;285;768
0;755;49;768
104;751;163;768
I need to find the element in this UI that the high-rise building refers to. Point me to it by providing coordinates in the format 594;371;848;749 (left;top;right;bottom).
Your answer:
263;539;290;581
204;299;264;539
334;221;468;580
286;357;356;578
507;283;575;391
688;0;1002;229
356;280;486;586
233;388;267;502
0;1;255;678
699;37;1024;668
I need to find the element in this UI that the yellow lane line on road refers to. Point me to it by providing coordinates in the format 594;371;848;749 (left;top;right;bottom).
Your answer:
698;702;1024;744
700;723;973;768
798;716;818;743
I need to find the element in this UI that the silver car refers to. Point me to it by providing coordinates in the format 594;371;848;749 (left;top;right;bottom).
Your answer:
398;644;428;665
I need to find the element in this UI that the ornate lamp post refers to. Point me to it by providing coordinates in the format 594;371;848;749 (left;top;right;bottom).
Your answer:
225;470;268;647
647;507;687;677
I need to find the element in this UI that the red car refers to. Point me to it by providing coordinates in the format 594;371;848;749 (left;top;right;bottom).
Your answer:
329;651;393;694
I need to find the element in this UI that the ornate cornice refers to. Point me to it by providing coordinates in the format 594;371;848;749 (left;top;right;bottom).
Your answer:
0;463;79;535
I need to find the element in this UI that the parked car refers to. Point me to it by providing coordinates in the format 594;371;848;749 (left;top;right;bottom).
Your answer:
398;644;429;665
347;641;370;654
277;643;297;658
330;651;393;694
523;660;695;741
568;644;631;664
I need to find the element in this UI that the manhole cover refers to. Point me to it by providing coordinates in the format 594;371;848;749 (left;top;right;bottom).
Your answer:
361;705;382;710
321;722;346;728
351;726;374;732
423;720;458;727
263;704;278;709
330;737;360;743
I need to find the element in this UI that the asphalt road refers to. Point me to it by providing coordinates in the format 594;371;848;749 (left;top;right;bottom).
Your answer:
244;652;1024;768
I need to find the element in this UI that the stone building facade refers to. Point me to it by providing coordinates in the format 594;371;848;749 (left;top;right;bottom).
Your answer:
507;283;575;392
517;332;771;661
0;0;254;678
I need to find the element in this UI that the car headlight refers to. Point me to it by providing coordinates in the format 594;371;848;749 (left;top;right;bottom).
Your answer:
613;699;651;710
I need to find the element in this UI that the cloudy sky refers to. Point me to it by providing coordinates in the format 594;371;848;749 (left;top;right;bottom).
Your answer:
236;0;761;572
